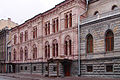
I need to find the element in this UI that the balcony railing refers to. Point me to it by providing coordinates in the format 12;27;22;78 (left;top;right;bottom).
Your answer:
81;9;120;25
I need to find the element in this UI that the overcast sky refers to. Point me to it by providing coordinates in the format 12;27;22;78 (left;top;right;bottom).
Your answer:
0;0;65;24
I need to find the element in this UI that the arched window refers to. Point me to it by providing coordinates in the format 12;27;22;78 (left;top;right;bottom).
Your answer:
69;13;72;27
94;11;99;15
65;14;68;28
24;46;28;60
45;24;47;35
45;42;50;59
33;44;37;59
56;18;59;32
20;32;23;43
105;30;114;52
25;30;28;41
86;34;93;53
48;22;50;34
33;27;37;39
53;20;55;33
13;49;16;61
20;47;23;60
64;36;72;56
112;5;118;10
52;40;58;57
14;35;17;44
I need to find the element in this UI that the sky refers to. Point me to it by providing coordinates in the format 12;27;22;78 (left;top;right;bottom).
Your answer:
0;0;65;24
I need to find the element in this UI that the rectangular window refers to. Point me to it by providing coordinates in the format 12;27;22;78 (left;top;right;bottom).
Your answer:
21;66;23;70
53;66;57;71
33;66;36;71
25;66;27;70
87;65;93;72
106;65;113;72
45;66;48;71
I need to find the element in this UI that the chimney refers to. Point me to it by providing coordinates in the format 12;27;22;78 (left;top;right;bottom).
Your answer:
8;18;11;21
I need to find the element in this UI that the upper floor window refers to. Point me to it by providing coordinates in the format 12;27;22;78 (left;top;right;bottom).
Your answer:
112;5;118;10
13;49;16;61
45;21;50;35
94;11;99;15
52;40;58;57
20;32;23;43
20;47;23;61
24;46;28;60
65;14;68;28
65;12;72;29
14;35;17;44
86;34;93;53
45;41;50;59
64;36;72;56
33;44;37;59
69;13;72;27
33;27;37;39
52;18;59;33
25;30;28;41
105;29;114;52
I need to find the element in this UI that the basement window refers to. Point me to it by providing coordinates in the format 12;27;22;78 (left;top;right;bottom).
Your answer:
45;66;48;71
53;66;57;71
25;66;27;70
33;66;36;71
106;65;113;72
21;66;23;70
87;65;93;72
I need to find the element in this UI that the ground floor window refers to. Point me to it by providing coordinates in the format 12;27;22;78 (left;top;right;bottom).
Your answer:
45;66;48;71
106;65;113;72
21;66;23;70
53;66;57;71
33;66;36;71
25;66;27;70
87;65;93;72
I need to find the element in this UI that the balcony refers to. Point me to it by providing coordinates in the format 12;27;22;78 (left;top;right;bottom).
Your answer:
81;9;120;25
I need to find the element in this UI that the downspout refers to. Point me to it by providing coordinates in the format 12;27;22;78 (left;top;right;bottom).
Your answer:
78;0;89;76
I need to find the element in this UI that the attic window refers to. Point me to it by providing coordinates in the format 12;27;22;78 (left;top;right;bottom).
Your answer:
94;11;99;15
112;5;118;10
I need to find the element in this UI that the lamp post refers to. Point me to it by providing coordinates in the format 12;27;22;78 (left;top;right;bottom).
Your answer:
78;0;89;76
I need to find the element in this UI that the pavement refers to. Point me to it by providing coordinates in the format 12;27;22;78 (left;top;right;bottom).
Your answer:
0;73;120;80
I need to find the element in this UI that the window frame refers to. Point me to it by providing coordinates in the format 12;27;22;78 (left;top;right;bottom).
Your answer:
105;30;114;52
86;34;93;54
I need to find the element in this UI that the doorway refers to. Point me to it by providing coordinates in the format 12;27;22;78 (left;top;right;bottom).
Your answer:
63;63;71;76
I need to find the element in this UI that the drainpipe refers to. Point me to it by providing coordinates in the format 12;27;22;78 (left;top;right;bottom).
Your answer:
78;0;89;76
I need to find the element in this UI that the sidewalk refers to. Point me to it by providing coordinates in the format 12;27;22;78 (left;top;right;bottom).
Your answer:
0;73;120;80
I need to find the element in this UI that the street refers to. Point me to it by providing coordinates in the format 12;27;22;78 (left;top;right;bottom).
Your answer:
0;76;16;80
0;74;120;80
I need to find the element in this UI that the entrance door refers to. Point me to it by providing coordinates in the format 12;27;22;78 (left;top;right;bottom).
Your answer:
12;65;15;73
64;63;71;76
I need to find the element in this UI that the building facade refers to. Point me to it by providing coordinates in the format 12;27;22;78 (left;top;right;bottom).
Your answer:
80;0;120;76
10;0;120;77
0;18;18;73
10;0;86;77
